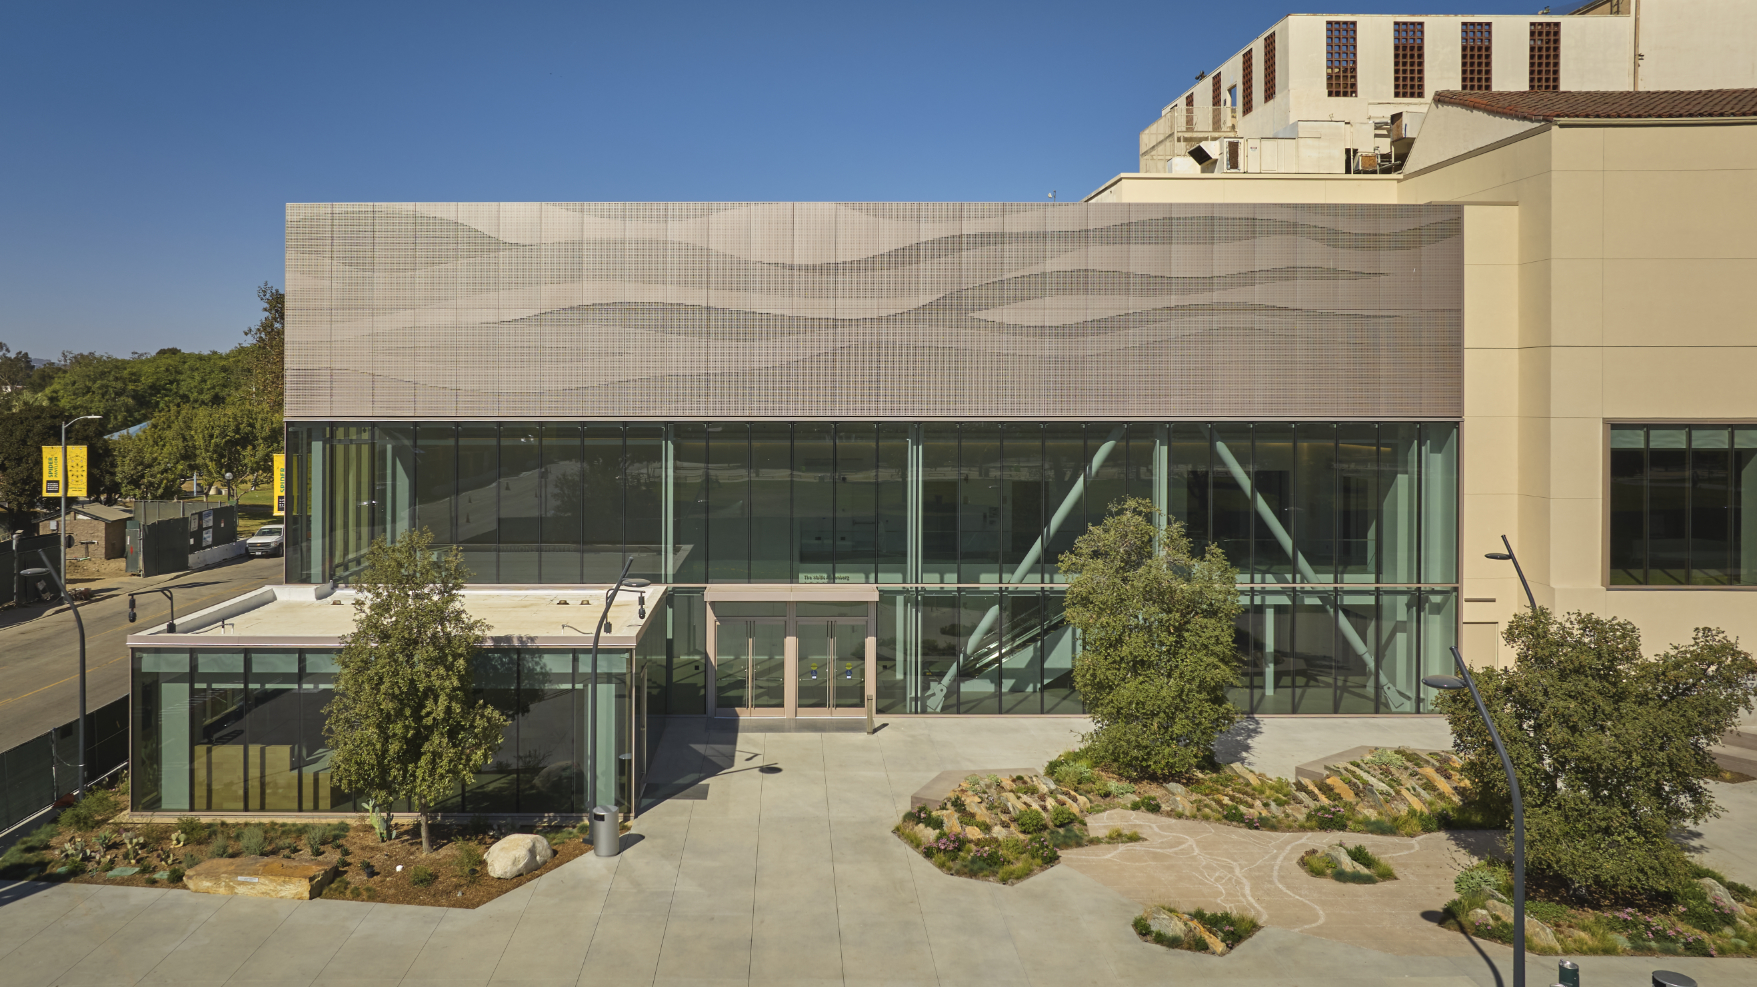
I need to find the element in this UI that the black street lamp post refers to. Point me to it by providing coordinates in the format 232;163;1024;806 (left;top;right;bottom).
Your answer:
1485;534;1537;611
1426;645;1526;987
22;551;89;797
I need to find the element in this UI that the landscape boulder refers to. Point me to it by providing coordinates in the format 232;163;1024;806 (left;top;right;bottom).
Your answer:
1146;907;1191;941
1699;877;1745;915
484;833;555;879
1323;844;1371;876
184;856;336;900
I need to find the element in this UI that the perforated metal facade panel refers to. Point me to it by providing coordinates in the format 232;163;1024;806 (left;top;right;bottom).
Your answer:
285;202;1461;421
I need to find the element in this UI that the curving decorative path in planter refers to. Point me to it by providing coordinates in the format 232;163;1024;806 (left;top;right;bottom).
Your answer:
1062;808;1505;956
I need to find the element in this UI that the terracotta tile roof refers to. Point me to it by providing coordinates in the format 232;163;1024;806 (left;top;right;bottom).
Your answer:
1433;89;1757;122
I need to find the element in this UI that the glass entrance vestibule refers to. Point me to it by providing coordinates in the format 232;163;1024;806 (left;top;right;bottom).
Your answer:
706;589;876;718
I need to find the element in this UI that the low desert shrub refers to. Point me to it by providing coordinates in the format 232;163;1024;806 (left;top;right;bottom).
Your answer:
1346;844;1397;880
1454;863;1510;899
303;825;326;856
1014;808;1047;835
453;841;483;883
1050;804;1078;827
1188;907;1260;949
1357;817;1399;836
1333;868;1379;884
167;866;185;884
58;788;121;831
1309;803;1348;830
239;826;267;857
409;865;436;887
1301;850;1335;877
1129;796;1162;814
1093;828;1146;844
208;833;231;859
998;860;1036;883
175;816;206;843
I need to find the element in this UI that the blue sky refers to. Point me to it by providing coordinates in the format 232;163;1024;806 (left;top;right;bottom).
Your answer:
0;1;1542;357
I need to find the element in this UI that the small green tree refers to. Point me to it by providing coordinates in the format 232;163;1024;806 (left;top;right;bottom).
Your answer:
1438;608;1757;899
324;529;506;853
1060;497;1242;779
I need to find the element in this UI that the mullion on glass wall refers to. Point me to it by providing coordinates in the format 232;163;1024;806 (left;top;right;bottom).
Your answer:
795;423;834;583
999;424;1041;585
627;426;666;583
749;423;792;582
876;424;910;582
457;425;499;582
707;423;751;583
1042;424;1086;583
960;424;1002;584
837;423;879;584
541;424;584;583
500;424;542;583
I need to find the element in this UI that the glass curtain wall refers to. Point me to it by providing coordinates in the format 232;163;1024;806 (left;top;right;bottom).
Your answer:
132;647;632;814
286;420;1458;714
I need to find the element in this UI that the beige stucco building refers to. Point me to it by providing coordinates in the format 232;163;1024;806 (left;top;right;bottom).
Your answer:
1097;87;1757;669
1139;0;1754;176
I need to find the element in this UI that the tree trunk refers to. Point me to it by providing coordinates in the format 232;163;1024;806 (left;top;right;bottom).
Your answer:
419;803;431;854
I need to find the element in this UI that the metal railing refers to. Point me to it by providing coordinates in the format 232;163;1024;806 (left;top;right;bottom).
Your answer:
1140;105;1239;171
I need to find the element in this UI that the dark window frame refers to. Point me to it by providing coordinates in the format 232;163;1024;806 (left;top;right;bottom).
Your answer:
1326;21;1358;97
1462;22;1493;91
1529;21;1561;92
1263;32;1277;102
1393;21;1425;99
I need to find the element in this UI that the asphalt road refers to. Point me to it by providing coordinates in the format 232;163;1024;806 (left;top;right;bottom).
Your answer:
0;555;284;752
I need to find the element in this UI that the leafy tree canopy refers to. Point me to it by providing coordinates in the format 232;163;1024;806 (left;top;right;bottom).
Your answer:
1060;497;1242;779
1438;608;1757;899
324;529;507;853
0;405;113;528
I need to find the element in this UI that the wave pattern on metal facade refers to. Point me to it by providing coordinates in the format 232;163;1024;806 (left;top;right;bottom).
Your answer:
284;202;1462;421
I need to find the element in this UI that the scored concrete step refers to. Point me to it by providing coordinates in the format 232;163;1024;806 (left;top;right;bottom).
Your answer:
1719;728;1757;752
1711;744;1757;778
183;855;337;899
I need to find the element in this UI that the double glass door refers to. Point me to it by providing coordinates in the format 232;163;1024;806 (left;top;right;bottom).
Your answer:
714;619;787;713
796;621;867;713
714;612;870;717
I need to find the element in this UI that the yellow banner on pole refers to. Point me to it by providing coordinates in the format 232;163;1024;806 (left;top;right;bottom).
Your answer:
41;446;89;497
67;446;88;498
41;447;62;496
273;454;286;515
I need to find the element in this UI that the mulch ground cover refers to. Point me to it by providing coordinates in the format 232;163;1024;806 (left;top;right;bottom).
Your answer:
0;778;608;909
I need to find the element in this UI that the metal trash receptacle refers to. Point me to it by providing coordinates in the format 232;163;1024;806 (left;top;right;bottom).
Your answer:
590;806;619;857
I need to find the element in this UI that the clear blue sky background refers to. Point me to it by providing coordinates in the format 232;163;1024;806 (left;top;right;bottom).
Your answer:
1;0;1543;357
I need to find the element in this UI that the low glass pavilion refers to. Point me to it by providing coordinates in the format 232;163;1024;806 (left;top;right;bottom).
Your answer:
127;584;666;816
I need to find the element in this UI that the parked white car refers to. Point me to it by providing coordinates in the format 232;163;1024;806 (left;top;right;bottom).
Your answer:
246;524;285;557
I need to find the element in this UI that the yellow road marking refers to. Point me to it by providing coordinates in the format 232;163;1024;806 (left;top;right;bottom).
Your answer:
0;578;275;708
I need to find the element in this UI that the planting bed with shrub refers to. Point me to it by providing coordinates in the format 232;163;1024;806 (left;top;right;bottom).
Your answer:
1440;861;1757;957
893;772;1143;883
1132;905;1262;955
1043;746;1469;837
0;777;603;908
1299;843;1398;883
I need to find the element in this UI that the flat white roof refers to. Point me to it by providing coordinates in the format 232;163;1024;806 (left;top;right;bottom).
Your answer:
126;583;667;650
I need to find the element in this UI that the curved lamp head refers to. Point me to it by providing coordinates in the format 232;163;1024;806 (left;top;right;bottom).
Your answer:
1484;552;1513;561
1423;674;1467;691
21;567;50;578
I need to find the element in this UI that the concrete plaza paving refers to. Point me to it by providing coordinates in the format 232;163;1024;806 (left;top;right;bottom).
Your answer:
0;715;1752;987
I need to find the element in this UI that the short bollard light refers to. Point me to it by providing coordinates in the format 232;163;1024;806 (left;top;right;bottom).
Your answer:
590;806;619;858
